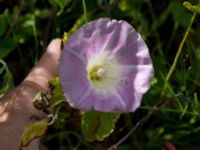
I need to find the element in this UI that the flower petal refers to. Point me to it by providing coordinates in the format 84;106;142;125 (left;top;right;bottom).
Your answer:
59;50;90;107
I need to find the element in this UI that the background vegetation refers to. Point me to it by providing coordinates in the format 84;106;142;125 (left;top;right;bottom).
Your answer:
1;0;200;149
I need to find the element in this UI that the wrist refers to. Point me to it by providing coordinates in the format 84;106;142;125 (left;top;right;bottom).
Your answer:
0;83;44;149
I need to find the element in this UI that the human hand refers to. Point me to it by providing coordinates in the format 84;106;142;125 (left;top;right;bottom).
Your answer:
0;39;61;150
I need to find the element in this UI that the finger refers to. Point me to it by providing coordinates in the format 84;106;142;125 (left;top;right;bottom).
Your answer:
0;94;4;99
22;38;61;92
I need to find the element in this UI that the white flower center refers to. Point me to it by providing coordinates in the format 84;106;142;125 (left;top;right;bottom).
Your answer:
87;51;122;94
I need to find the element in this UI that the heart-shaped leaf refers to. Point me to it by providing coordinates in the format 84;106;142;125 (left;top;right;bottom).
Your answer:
81;110;120;142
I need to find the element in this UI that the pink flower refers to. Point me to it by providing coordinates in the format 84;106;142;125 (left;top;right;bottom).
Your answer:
59;18;154;112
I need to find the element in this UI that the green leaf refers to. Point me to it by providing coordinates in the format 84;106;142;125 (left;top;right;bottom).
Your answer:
49;77;66;107
0;14;7;36
0;59;14;93
81;110;120;142
21;120;48;147
151;77;158;85
0;9;9;36
0;38;17;59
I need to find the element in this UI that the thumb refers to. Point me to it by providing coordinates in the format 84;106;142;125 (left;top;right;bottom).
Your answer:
22;38;61;92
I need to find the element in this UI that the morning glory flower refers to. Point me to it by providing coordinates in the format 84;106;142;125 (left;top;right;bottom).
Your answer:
59;18;154;112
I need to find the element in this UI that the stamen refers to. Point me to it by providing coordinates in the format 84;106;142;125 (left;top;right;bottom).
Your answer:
96;68;106;77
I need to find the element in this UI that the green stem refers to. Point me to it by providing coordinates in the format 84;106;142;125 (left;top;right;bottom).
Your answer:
82;0;88;23
161;4;199;96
